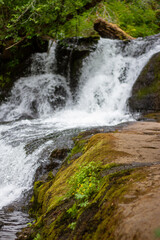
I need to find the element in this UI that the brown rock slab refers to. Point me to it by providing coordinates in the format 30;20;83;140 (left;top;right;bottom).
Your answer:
113;121;160;164
114;165;160;240
111;121;160;240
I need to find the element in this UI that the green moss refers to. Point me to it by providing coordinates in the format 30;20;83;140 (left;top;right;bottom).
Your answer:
143;112;160;122
0;74;11;88
136;53;160;100
30;180;52;217
34;216;43;229
47;171;54;181
88;169;146;240
40;133;129;213
66;139;87;163
28;132;147;240
80;133;130;164
137;80;160;99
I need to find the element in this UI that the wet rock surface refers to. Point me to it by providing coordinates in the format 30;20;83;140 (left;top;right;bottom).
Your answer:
129;51;160;113
115;165;160;240
0;210;30;240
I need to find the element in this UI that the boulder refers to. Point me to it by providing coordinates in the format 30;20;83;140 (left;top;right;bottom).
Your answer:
129;52;160;113
49;148;69;161
94;18;134;40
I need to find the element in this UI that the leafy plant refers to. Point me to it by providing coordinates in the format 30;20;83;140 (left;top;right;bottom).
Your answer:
66;162;101;230
67;203;78;218
68;221;77;230
0;0;159;44
68;162;101;205
34;233;41;240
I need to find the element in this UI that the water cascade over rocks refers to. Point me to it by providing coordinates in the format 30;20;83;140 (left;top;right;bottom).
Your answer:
0;35;160;239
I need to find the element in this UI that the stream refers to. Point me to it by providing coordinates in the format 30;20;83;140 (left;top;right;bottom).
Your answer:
0;35;160;239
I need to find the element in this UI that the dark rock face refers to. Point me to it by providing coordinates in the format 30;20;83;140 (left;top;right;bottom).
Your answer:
55;37;99;99
34;148;70;181
0;221;4;229
129;52;160;112
0;36;99;105
94;18;134;40
0;37;48;102
49;148;69;161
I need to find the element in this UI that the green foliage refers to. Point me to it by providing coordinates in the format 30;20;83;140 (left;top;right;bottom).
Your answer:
34;233;41;240
105;0;159;37
27;222;32;227
27;220;36;227
68;221;77;230
66;161;101;230
67;203;78;218
63;0;160;38
0;0;95;42
68;162;101;204
0;0;159;44
0;75;10;88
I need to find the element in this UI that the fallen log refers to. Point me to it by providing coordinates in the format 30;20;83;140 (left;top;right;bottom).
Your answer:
94;18;135;40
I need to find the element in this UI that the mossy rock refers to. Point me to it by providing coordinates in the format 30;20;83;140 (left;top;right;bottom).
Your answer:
143;112;160;122
49;148;69;161
22;131;147;240
129;51;160;113
26;167;145;240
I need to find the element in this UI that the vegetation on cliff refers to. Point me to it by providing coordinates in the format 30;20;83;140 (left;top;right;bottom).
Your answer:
0;0;160;49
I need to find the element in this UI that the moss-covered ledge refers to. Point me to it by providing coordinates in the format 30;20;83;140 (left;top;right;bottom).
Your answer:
16;130;151;240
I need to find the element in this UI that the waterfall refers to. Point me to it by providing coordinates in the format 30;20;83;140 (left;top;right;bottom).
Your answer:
0;35;160;214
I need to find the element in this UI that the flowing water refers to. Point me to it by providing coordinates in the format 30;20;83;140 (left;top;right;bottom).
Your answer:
0;35;160;239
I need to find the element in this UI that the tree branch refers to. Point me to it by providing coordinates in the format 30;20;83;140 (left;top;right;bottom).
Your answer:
11;0;36;27
5;35;27;50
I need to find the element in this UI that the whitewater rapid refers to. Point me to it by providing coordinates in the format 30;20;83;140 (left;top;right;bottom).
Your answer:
0;36;160;210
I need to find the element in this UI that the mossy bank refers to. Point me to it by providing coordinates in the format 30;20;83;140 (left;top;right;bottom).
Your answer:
16;125;160;240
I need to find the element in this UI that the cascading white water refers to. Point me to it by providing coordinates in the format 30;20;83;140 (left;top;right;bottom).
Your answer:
0;36;160;213
41;36;160;128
